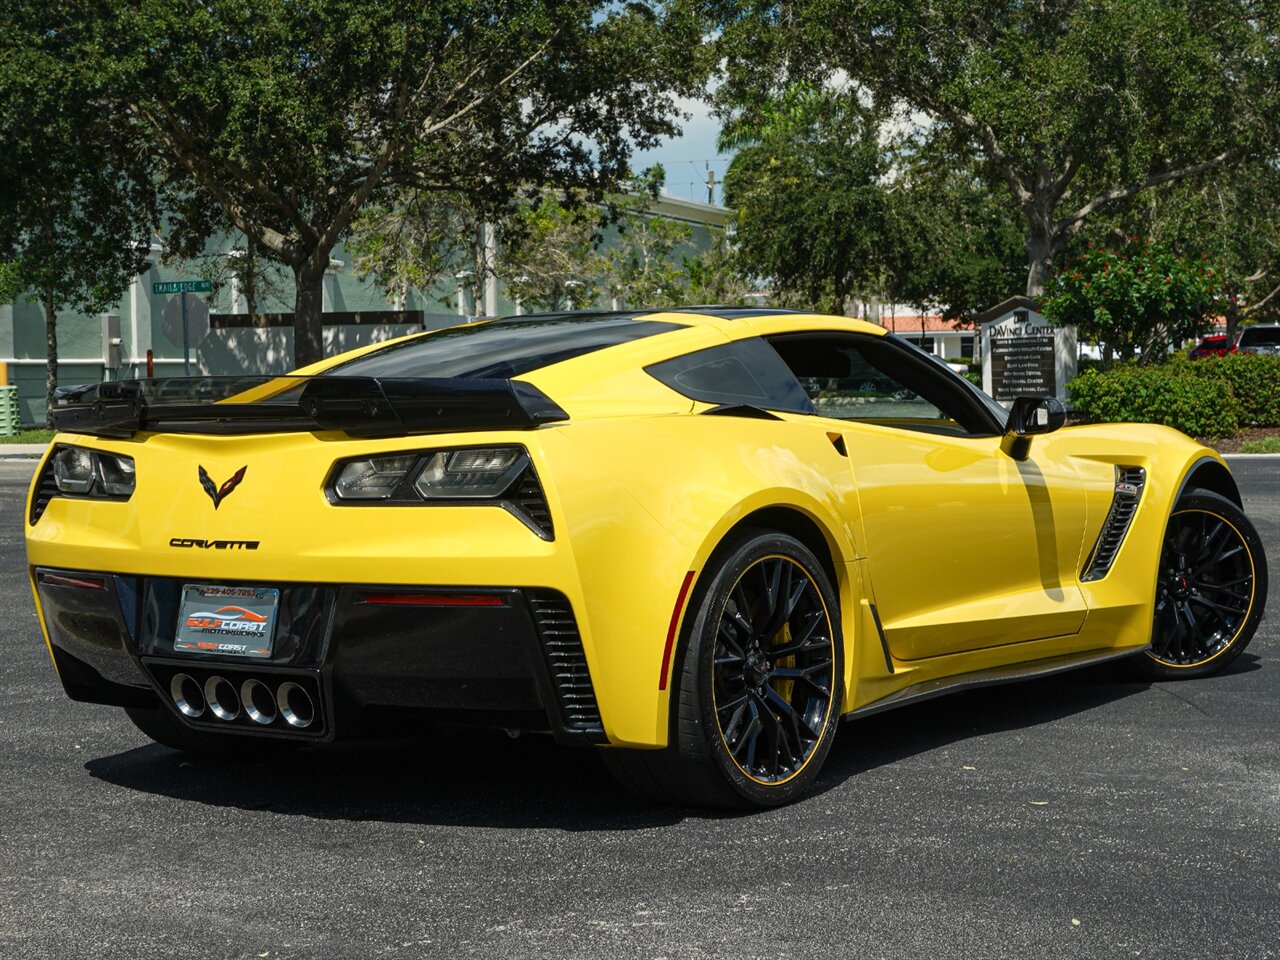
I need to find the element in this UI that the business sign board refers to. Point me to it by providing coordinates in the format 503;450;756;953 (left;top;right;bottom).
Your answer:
981;307;1077;409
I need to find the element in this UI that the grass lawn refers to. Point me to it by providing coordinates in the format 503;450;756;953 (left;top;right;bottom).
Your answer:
0;429;55;444
1240;437;1280;454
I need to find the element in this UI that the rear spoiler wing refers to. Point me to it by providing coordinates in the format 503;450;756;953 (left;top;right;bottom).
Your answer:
49;376;569;439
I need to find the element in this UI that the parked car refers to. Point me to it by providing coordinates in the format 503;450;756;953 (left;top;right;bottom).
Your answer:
29;307;1269;808
1236;324;1280;355
1188;333;1234;360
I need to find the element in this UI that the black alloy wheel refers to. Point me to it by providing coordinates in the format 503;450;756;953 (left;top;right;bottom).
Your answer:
1138;490;1268;680
711;554;836;785
601;530;843;808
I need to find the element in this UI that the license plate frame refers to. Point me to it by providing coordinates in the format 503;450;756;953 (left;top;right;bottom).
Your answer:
174;584;280;659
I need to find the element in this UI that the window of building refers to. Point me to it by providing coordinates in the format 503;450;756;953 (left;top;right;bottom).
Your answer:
899;335;936;353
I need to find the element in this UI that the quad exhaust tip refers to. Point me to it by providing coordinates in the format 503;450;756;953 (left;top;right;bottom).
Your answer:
204;675;241;722
240;678;278;726
169;674;205;719
276;682;315;729
169;673;314;730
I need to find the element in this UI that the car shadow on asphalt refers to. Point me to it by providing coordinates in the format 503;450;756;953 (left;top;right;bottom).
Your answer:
84;654;1260;828
812;652;1262;798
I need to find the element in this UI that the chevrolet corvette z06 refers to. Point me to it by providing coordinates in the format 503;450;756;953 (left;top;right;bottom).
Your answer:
28;308;1268;807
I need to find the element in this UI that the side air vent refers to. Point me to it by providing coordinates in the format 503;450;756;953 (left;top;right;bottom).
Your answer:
527;590;604;741
1081;466;1147;581
29;455;60;525
510;468;554;539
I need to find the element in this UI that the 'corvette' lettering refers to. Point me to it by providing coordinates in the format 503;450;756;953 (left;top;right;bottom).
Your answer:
169;538;260;550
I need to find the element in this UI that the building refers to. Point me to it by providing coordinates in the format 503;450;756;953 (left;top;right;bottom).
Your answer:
0;194;732;426
873;313;979;363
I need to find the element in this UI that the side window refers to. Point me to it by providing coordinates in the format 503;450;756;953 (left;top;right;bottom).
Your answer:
645;338;815;413
766;333;999;436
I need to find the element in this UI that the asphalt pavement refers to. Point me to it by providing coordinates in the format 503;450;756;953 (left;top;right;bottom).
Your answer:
1;457;1277;959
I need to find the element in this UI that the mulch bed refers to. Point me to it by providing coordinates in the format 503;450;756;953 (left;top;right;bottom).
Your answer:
1198;426;1280;453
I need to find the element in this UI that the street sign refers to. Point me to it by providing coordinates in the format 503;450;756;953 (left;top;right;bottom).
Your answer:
152;280;212;295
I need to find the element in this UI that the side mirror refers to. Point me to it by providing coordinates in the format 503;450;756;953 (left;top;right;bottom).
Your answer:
1001;396;1066;460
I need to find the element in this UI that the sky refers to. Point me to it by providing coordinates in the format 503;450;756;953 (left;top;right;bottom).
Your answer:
630;95;733;206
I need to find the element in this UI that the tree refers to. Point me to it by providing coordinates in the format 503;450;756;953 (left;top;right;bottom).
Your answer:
714;0;1280;297
1114;162;1280;346
881;133;1026;319
170;226;290;319
347;191;491;313
500;190;605;311
601;194;694;308
683;230;753;306
0;4;156;424
1040;239;1218;363
71;0;707;366
720;85;891;313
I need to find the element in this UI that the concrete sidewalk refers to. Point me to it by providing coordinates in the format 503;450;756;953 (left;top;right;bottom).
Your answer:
0;444;48;459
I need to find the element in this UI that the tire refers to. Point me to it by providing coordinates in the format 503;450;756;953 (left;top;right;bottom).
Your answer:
1134;490;1269;681
603;530;844;808
125;705;302;757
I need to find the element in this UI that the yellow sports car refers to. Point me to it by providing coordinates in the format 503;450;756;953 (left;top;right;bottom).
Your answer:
27;308;1268;808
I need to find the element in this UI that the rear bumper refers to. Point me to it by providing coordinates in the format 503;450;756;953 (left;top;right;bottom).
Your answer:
33;567;606;745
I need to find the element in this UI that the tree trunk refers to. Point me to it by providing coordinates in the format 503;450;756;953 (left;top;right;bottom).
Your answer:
1025;227;1054;300
1223;298;1240;350
44;291;58;430
244;237;259;319
292;263;326;369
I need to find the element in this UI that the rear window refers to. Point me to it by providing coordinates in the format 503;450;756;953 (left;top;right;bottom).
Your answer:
324;314;685;380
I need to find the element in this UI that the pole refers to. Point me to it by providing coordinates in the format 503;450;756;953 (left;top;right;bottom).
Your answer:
180;291;191;375
483;222;498;316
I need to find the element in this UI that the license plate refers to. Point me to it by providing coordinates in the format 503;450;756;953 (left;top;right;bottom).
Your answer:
174;584;279;659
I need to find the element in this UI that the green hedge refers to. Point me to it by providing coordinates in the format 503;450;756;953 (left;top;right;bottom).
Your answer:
1067;366;1239;438
1190;353;1280;427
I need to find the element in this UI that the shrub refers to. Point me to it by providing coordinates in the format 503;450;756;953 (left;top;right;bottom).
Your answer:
1067;365;1239;438
1043;240;1218;361
1191;353;1280;427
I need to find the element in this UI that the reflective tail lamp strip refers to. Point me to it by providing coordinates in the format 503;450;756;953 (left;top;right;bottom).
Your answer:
658;571;697;691
38;572;107;590
359;593;506;607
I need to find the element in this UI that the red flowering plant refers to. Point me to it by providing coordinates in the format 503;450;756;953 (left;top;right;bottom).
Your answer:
1042;239;1219;365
